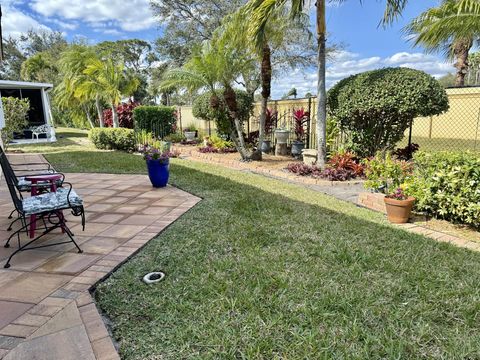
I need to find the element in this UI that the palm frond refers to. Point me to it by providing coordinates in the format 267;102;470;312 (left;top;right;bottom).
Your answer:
404;0;480;57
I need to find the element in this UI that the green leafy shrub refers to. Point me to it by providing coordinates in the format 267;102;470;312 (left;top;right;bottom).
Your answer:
407;151;480;227
164;132;185;143
208;134;234;150
184;123;198;132
1;97;29;148
133;106;176;138
363;152;413;194
192;90;253;136
328;67;449;157
89;128;136;152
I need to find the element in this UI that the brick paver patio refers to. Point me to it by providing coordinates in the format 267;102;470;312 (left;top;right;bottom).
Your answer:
0;154;201;359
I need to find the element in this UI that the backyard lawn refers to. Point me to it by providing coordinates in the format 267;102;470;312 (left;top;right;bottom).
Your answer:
12;128;480;359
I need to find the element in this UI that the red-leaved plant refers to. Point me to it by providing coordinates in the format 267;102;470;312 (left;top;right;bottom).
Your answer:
103;101;140;128
286;151;364;181
247;108;277;144
293;108;309;142
328;151;364;177
265;108;277;136
286;163;322;177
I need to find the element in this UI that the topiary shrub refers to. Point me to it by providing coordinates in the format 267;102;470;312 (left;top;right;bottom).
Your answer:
103;101;140;128
407;151;480;228
133;106;177;138
1;97;29;149
89;128;136;152
192;90;253;136
328;67;449;157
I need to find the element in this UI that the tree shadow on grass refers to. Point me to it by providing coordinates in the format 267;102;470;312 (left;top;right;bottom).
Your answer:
93;159;480;360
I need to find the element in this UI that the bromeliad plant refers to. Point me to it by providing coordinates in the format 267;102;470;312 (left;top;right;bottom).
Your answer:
265;108;277;136
293;108;309;142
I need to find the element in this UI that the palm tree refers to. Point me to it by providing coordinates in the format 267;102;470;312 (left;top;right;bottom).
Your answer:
79;58;139;128
219;6;310;160
58;45;107;127
161;40;254;160
405;0;480;87
55;79;96;128
247;0;410;168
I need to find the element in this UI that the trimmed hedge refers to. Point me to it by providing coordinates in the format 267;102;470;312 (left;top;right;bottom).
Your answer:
408;151;480;227
133;106;176;138
192;90;253;136
89;128;136;152
328;67;449;157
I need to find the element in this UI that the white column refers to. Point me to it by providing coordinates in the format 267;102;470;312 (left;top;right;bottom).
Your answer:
42;88;56;142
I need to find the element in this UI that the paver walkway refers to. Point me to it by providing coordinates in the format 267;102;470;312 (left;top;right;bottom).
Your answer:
0;154;201;359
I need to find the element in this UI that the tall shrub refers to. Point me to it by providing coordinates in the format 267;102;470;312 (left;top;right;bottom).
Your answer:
133;106;176;138
328;67;449;157
103;101;140;128
192;90;253;136
1;97;30;149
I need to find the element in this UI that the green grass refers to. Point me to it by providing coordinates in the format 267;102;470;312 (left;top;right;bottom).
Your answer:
96;163;480;359
11;127;147;174
14;128;480;359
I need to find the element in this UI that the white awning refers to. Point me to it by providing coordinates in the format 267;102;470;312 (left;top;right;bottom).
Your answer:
0;80;53;91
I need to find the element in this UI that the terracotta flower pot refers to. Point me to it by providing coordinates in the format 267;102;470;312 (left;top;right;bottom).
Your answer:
383;196;415;224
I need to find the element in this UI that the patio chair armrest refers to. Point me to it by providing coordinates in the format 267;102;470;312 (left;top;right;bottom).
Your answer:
63;182;75;208
12;162;54;172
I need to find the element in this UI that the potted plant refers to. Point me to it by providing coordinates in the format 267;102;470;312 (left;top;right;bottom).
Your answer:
141;144;173;188
292;108;309;157
261;108;277;153
274;127;289;144
184;124;197;142
364;152;415;223
384;187;415;223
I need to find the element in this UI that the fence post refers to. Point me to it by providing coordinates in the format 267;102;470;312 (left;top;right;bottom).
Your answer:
178;106;183;132
408;118;413;148
428;116;433;139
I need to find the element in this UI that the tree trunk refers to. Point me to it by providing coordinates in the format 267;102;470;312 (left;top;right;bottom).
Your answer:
251;43;272;161
454;38;473;87
316;0;327;168
161;93;168;106
96;95;104;128
83;105;95;129
111;103;119;128
223;86;251;160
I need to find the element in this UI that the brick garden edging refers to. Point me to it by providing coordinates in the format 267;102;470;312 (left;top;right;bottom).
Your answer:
176;146;365;188
357;192;480;252
358;192;386;213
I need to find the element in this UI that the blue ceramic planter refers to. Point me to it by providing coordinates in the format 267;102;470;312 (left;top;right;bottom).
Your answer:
146;159;170;188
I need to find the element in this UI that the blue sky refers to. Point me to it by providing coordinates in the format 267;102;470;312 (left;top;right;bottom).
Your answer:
3;0;453;98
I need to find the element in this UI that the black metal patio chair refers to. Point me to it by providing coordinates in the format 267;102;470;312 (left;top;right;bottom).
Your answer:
0;146;65;229
0;154;85;268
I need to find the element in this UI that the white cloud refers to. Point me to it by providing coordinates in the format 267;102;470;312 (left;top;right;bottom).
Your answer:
2;2;51;38
29;0;156;32
46;18;78;31
271;51;455;98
